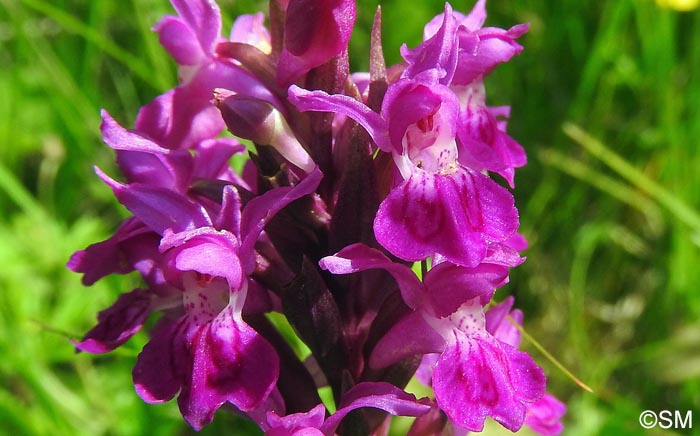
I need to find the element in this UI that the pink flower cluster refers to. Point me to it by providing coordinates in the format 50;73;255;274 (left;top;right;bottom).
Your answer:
69;0;565;434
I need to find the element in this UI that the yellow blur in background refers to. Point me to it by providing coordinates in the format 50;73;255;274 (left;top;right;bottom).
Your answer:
656;0;700;11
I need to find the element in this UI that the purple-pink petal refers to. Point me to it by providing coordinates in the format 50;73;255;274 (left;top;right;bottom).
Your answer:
215;185;243;236
452;25;528;86
401;3;458;84
134;88;223;150
381;80;459;155
503;343;546;403
95;167;212;235
415;353;440;388
482;238;526;267
288;86;392;151
423;261;509;317
230;13;271;52
265;404;326;435
277;0;356;85
321;382;430;435
370;311;445;369
239;167;322;272
319;243;424;309
432;336;545;432
161;228;244;290
374;168;518;268
485;296;523;348
460;0;488;30
72;289;152;353
155;16;205;65
178;305;279;429
406;402;451;436
524;394;566;436
133;317;188;404
456;94;527;188
115;149;191;190
101;110;171;155
424;1;487;39
169;0;222;56
192;137;245;181
67;218;151;285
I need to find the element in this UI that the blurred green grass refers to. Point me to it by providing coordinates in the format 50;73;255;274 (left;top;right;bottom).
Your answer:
1;0;699;434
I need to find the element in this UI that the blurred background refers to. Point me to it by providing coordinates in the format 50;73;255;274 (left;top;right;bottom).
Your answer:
1;0;699;434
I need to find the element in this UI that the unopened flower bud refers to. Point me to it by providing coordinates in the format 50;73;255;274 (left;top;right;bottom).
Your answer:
216;91;315;173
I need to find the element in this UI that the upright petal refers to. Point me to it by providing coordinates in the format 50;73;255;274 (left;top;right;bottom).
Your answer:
215;185;243;237
155;16;206;65
423;1;487;40
231;13;272;54
160;227;244;291
169;0;222;55
381;80;458;157
485;296;522;348
277;0;356;85
401;3;459;84
461;0;488;30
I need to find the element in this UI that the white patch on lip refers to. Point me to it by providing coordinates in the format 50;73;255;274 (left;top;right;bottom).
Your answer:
403;110;459;175
422;297;486;346
182;272;229;324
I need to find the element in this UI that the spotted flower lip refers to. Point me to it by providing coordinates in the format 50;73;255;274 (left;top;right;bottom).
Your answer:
430;315;545;432
373;168;518;268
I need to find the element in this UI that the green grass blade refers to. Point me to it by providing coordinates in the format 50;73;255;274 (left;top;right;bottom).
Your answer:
19;0;168;91
538;147;664;235
563;122;700;233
